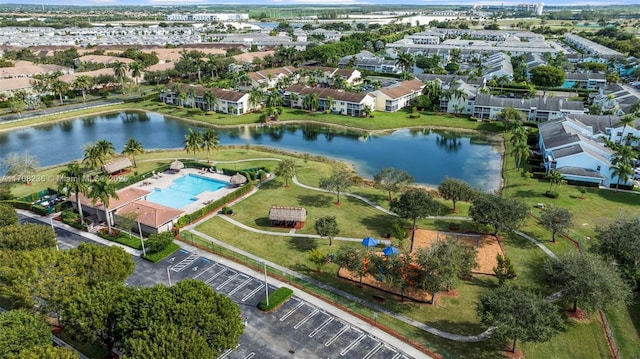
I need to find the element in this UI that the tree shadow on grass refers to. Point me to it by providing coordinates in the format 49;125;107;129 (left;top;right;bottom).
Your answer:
359;214;396;237
289;263;311;275
258;180;282;190
297;193;333;207
288;236;317;253
432;219;482;233
253;217;271;227
350;191;388;205
513;188;546;199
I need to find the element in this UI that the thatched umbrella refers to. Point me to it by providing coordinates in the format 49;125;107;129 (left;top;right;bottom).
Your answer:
229;173;248;186
170;160;184;171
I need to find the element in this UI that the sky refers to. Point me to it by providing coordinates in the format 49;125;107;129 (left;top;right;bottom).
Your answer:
2;0;640;6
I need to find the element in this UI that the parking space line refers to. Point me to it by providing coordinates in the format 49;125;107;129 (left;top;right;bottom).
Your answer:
293;308;319;329
227;277;252;296
362;342;384;359
324;324;349;346
243;353;255;359
217;345;238;359
216;273;240;290
204;268;228;284
279;301;304;322
171;253;199;272
391;352;401;359
340;333;366;356
309;317;333;338
241;284;264;302
193;263;219;280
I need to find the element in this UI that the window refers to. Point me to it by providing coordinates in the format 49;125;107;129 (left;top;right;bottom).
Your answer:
596;165;601;171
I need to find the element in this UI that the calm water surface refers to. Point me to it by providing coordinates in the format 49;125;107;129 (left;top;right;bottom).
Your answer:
0;111;502;191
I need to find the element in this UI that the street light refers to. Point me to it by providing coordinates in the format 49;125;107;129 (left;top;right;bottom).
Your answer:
264;261;269;307
167;266;172;287
50;217;59;251
137;219;146;257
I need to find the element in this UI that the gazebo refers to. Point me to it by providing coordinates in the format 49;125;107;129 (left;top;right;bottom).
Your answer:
229;173;248;187
170;160;185;171
268;206;307;229
103;157;132;175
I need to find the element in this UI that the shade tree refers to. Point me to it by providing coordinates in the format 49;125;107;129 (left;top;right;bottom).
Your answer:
390;188;443;251
0;309;52;358
274;159;296;187
314;216;340;246
529;65;566;95
476;285;562;354
468;193;528;237
318;169;354;205
0;222;56;251
545;252;631;314
493;253;517;285
438;177;476;211
540;206;572;242
373;167;415;202
0;203;19;226
335;247;370;287
593;216;640;289
57;162;88;226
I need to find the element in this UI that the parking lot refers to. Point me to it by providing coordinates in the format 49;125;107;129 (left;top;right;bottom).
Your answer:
126;249;415;359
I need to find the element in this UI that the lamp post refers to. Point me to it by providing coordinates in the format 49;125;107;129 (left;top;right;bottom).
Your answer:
264;261;269;307
50;217;59;251
137;219;146;257
167;266;172;287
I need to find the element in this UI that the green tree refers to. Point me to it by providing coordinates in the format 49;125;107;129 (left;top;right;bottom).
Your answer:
274;159;296;187
203;90;217;112
540;206;572;242
51;79;68;105
0;309;51;358
512;140;532;170
318;169;353;205
493;253;517;285
546;170;564;191
438;177;476;211
469;193;528;237
335;247;369;287
593;216;640;289
248;88;262;111
72;75;93;103
477;285;562;353
0;203;19;226
545;252;631;313
121;138;144;167
88;178;119;234
529;65;566;95
308;248;327;272
0;223;56;251
415;239;478;305
15;346;79;359
390;188;443;251
497;107;526;130
610;162;634;192
112;60;128;94
373;167;415;202
145;232;174;254
57;162;88;225
314;216;340;246
370;251;416;302
122;322;215;359
200;128;220;163
69;243;134;286
183;128;202;162
128;60;144;86
396;51;416;79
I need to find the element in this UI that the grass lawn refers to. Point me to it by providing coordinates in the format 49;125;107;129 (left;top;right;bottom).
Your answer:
143;242;180;263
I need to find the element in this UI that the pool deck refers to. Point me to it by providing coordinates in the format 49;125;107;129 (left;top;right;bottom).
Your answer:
137;168;237;214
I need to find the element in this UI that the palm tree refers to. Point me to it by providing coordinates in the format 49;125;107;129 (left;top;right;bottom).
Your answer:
51;79;68;104
611;145;636;166
184;128;202;162
173;85;186;107
88;178;119;234
95;140;116;163
610;163;634;192
617;114;636;144
289;92;298;108
57;162;88;225
122;138;145;167
266;90;284;109
112;60;128;94
187;87;196;109
326;96;334;112
248;87;263;112
128;61;144;86
82;143;102;170
203;90;217;112
200;128;219;163
72;75;93;103
512;140;532;170
306;93;319;113
546;170;564;191
396;51;415;79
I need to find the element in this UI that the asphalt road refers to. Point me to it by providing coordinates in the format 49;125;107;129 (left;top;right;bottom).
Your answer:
22;216;416;359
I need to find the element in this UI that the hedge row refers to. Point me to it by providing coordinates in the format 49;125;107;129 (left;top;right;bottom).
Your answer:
177;182;254;226
0;200;49;215
259;287;294;311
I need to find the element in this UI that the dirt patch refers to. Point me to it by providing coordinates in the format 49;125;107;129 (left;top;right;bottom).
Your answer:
504;348;524;359
566;308;591;323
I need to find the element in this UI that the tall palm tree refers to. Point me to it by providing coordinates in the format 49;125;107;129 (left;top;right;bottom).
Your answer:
128;61;144;86
396;52;415;79
611;145;636;166
122;137;145;167
82;143;102;170
57;162;88;225
200;128;219;163
266;90;284;109
307;93;319;113
112;60;128;94
546;170;564;191
184;128;202;162
326;96;334;112
51;79;68;104
203;90;217;112
512;140;532;170
95;140;116;162
289;92;298;108
187;87;196;109
248;87;263;111
610;163;633;192
617;114;636;144
174;85;186;107
72;75;93;103
88;178;119;234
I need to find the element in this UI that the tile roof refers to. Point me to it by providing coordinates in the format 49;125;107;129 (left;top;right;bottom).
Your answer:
115;200;183;228
376;79;425;99
286;85;371;103
556;166;606;179
78;187;151;211
167;82;247;102
76;55;134;65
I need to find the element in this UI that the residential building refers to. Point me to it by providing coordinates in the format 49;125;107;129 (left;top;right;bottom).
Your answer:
562;72;606;91
473;94;585;122
285;85;376;117
538;116;632;187
338;50;401;74
563;34;624;59
590;84;640;115
482;52;513;81
239;66;298;91
371;79;425;112
165;13;249;22
160;83;254;115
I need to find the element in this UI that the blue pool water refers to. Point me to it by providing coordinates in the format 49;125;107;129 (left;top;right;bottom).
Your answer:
146;174;228;209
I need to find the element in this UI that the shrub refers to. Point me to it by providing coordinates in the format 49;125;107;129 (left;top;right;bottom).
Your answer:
544;191;559;198
221;206;234;215
176;214;192;227
409;113;421;119
145;232;174;254
259;287;294;311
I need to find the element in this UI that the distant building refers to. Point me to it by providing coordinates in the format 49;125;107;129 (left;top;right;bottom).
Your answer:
338;50;401;74
165;13;249;22
160;83;255;115
371;79;425;112
473;94;585;122
563;34;624;59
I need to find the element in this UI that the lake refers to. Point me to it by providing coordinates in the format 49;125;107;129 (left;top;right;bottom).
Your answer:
0;111;502;191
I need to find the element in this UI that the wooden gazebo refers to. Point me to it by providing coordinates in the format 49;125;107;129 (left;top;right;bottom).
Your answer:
268;206;307;229
103;157;132;175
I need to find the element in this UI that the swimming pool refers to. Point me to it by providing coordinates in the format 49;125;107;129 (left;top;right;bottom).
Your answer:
145;174;228;209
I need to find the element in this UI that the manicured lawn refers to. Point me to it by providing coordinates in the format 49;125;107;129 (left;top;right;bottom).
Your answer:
143;242;180;263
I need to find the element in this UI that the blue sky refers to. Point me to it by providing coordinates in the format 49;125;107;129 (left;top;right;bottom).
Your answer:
2;0;640;6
